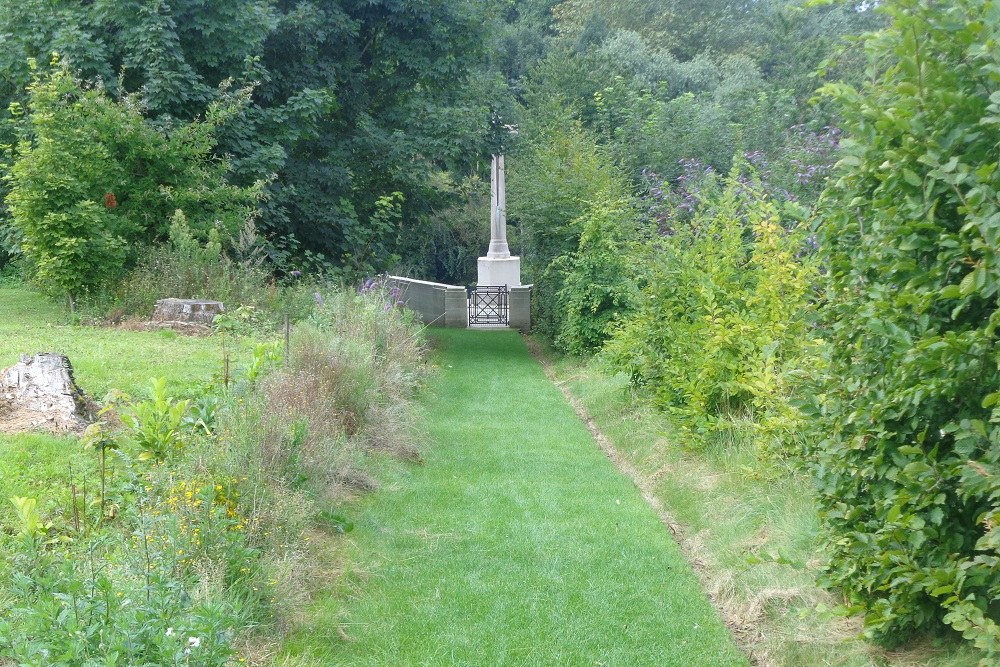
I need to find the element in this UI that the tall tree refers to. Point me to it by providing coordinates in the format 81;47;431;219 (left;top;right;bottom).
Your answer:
0;0;503;277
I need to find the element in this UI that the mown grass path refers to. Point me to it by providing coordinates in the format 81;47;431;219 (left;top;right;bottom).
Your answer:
284;329;746;666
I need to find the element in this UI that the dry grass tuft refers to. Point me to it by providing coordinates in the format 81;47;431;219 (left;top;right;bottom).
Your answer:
210;289;427;656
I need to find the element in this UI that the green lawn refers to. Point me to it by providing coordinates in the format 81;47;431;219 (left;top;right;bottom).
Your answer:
0;285;240;530
0;286;230;397
282;328;746;666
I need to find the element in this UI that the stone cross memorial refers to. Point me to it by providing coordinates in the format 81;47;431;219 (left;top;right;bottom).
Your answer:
477;154;521;287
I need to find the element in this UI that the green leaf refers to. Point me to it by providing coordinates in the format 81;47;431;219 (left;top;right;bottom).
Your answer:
903;169;922;186
902;461;932;476
959;270;978;296
927;506;945;527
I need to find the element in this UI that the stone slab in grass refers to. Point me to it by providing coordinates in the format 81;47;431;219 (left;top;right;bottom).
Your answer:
152;298;224;326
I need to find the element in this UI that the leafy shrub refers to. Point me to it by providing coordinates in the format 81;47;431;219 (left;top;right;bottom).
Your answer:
94;211;315;324
0;543;238;666
120;378;192;463
4;61;259;304
508;105;637;343
808;0;1000;654
8;496;52;544
604;169;817;448
1;463;242;666
550;198;644;355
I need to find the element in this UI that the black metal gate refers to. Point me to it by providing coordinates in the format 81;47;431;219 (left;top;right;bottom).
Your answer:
468;285;509;325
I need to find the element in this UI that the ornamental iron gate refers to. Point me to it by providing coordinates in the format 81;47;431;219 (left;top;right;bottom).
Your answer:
468;285;509;326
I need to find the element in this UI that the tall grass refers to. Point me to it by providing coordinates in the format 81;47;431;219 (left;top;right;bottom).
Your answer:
0;283;427;665
190;287;426;646
82;215;317;324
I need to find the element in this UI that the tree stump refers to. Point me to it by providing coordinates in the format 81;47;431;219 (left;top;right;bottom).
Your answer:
0;353;91;434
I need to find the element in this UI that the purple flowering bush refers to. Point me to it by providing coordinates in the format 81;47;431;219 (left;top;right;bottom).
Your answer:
642;124;839;237
357;275;407;313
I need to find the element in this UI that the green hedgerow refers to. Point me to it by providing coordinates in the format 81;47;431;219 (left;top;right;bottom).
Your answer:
808;0;1000;654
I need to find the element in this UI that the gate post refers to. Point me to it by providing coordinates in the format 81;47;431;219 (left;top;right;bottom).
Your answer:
509;285;532;333
444;286;468;327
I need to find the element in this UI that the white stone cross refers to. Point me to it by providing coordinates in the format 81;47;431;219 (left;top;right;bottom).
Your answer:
477;154;521;286
487;154;511;259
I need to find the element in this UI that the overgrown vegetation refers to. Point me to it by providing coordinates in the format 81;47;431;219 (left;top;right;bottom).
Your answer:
3;0;999;663
0;284;425;664
4;62;259;307
604;170;817;449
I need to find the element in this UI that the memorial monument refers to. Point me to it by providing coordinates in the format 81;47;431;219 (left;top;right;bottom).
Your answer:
477;154;521;287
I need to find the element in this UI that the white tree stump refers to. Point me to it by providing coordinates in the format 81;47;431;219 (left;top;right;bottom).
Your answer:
0;353;90;434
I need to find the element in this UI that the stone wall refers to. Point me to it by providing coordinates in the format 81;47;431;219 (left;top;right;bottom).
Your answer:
387;276;468;328
387;276;532;333
509;285;532;333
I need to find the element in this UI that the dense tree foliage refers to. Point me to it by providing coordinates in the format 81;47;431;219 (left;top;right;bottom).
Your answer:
0;0;501;278
809;0;1000;652
508;0;998;655
508;102;636;344
0;0;882;283
500;0;872;353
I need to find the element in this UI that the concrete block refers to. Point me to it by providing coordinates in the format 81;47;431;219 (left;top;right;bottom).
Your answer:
477;256;521;287
509;285;532;333
444;287;469;328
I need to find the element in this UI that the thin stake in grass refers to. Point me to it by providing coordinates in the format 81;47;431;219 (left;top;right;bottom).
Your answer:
284;313;290;368
69;461;80;533
137;498;153;604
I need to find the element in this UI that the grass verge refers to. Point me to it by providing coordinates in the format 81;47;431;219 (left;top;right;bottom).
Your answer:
541;345;983;667
1;286;235;396
280;328;746;666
